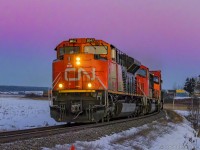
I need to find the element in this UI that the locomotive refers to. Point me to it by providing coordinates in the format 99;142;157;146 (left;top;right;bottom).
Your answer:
50;38;163;123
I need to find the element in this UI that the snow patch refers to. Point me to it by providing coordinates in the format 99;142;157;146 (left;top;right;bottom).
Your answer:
175;110;190;117
43;112;200;150
0;96;64;131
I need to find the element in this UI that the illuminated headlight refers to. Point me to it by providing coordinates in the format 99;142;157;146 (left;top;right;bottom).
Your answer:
76;57;81;65
76;61;80;65
88;83;92;88
76;57;80;61
58;83;63;88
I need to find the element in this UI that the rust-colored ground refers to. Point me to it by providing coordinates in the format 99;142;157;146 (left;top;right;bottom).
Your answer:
164;103;189;110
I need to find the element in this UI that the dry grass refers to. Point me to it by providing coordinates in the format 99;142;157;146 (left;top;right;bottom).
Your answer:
109;109;183;149
165;109;184;123
111;125;173;149
158;117;170;126
111;127;153;145
164;103;189;110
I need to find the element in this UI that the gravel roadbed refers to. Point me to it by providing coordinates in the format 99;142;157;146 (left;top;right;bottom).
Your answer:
0;111;165;150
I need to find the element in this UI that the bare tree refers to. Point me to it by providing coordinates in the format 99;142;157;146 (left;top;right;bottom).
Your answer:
188;96;200;130
183;76;200;131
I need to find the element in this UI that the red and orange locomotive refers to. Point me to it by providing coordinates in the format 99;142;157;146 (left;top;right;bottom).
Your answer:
50;38;162;122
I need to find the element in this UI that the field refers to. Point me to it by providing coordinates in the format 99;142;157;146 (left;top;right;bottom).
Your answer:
0;95;64;131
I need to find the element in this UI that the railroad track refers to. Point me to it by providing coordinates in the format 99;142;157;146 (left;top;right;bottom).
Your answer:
0;110;161;144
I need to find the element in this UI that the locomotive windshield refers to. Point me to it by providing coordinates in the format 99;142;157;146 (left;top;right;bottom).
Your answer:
137;69;147;77
84;46;107;54
153;76;159;83
60;46;80;55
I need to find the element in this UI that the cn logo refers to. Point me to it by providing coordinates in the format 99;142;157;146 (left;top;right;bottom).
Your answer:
65;68;95;81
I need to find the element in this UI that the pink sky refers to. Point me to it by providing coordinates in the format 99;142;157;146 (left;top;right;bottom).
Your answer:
0;0;200;89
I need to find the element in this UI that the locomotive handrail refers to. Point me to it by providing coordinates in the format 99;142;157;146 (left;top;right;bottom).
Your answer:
52;72;61;85
137;81;146;97
127;63;134;71
53;76;61;89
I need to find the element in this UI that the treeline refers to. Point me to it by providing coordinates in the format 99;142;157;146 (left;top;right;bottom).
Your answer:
0;85;48;92
184;75;200;95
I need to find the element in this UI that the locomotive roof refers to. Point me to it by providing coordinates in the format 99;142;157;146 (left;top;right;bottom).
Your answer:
54;38;109;50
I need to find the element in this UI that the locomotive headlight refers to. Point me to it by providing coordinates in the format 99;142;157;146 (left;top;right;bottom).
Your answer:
88;83;92;88
76;57;80;61
58;83;63;88
76;57;81;65
76;61;81;65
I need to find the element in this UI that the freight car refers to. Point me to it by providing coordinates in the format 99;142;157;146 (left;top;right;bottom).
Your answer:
50;38;163;122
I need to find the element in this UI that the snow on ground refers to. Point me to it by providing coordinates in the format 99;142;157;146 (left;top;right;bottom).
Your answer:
43;111;200;150
175;110;190;117
150;123;198;150
174;96;191;100
0;95;64;131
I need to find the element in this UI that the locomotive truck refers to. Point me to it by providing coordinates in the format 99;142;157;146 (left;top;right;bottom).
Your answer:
50;38;163;122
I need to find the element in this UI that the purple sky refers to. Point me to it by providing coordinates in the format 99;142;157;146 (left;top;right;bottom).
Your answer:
0;0;200;89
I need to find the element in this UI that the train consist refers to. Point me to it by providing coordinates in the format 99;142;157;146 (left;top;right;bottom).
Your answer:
50;38;163;122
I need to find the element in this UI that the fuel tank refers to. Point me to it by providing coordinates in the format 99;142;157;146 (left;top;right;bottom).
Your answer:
114;101;137;117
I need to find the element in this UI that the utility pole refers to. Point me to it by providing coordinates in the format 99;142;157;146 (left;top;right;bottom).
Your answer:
173;92;176;110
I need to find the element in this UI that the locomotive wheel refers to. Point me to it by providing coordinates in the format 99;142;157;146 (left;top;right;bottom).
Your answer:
142;107;146;115
106;115;110;122
100;117;104;123
142;105;149;115
106;116;110;122
137;105;142;116
104;111;111;122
